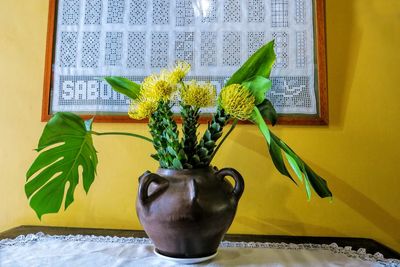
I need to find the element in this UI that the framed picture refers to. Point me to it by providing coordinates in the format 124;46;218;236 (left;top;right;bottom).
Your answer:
42;0;328;125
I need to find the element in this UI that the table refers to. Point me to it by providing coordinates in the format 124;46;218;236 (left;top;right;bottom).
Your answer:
1;226;399;266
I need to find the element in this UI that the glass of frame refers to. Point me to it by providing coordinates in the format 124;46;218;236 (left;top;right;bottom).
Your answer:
42;0;328;125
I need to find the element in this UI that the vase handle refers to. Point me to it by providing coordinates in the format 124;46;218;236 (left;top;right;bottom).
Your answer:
138;171;169;205
216;168;245;201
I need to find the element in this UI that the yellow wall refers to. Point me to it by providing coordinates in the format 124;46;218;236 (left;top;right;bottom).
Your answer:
1;0;399;252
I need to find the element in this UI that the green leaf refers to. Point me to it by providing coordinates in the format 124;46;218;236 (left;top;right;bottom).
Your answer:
269;138;296;184
198;147;208;158
303;163;332;199
270;132;332;199
172;158;183;170
285;152;303;183
302;167;312;200
204;140;215;148
211;123;221;132
204;130;211;140
178;149;187;161
257;99;278;126
25;112;98;219
242;76;272;105
166;146;177;157
192;155;200;164
251;108;294;184
250;108;332;199
226;40;276;86
212;132;223;140
250;107;271;144
104;76;141;100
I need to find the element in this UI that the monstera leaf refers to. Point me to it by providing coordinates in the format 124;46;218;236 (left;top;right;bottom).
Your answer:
25;112;98;219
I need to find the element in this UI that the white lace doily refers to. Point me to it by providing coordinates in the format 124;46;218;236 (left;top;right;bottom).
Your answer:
0;232;399;266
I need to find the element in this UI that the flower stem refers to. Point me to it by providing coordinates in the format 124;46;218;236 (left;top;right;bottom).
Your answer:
207;119;238;164
90;131;153;143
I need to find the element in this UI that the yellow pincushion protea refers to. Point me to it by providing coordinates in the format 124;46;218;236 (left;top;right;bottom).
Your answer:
219;84;255;120
138;61;190;102
168;61;191;84
141;72;176;101
128;97;158;120
181;80;216;108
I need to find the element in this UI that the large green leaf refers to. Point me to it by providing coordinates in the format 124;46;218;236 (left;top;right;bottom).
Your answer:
302;163;332;199
226;40;276;86
270;132;332;199
25;112;98;219
284;152;303;183
269;137;296;184
104;76;141;99
242;76;272;105
250;108;332;199
251;107;271;143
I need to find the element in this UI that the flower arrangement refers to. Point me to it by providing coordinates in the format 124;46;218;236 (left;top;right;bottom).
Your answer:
25;41;332;219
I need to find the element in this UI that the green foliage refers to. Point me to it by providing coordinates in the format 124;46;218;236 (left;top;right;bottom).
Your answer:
269;135;296;184
242;76;272;105
25;112;98;219
218;39;331;199
104;76;141;99
192;108;230;167
250;108;332;199
257;99;278;126
180;104;200;168
224;41;276;127
148;101;186;169
25;40;333;220
226;40;276;86
270;131;332;198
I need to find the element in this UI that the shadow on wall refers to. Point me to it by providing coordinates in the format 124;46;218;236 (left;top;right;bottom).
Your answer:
227;110;400;247
326;0;400;248
235;182;345;237
321;167;400;248
326;0;361;129
217;0;400;248
230;128;345;237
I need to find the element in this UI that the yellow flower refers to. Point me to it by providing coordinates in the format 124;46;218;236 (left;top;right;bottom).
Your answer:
219;84;255;120
128;97;158;120
168;61;191;84
181;80;216;108
141;73;176;101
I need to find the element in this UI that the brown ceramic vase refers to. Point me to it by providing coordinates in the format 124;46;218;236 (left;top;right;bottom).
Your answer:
136;166;244;258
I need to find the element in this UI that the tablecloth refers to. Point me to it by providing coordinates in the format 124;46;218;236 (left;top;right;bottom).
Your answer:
0;233;399;266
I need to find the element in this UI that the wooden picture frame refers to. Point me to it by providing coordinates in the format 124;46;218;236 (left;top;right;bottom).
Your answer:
42;0;328;125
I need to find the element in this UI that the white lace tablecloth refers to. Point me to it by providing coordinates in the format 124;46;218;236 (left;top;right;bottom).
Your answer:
0;233;398;266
